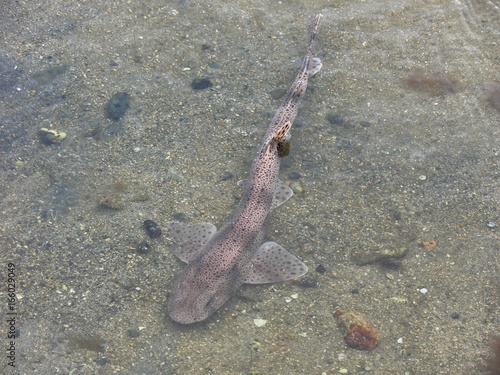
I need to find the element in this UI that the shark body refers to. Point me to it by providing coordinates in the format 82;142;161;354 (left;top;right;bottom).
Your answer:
167;15;322;324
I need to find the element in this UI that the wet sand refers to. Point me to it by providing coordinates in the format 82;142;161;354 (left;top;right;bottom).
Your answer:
1;1;498;374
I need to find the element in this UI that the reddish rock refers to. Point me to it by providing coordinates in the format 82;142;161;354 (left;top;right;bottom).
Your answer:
334;309;380;351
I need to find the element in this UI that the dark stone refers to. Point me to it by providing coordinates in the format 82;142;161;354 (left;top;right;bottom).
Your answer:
191;78;212;90
326;113;343;125
295;275;318;288
288;171;302;180
106;92;130;120
127;328;141;338
220;171;234;181
315;264;326;274
31;65;68;85
94;358;110;366
173;213;188;222
41;132;56;145
136;241;152;254
450;312;460;319
143;220;161;238
360;121;371;127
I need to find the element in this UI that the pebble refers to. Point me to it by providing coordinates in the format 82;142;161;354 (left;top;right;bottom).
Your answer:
486;221;496;228
143;220;161;238
38;128;67;145
136;241;152;254
287;171;302;180
190;78;213;90
290;181;304;195
315;264;326;274
419;288;428;294
219;171;234;181
106;92;130;120
173;212;188;222
127;328;141;338
253;318;267;327
326;113;343;125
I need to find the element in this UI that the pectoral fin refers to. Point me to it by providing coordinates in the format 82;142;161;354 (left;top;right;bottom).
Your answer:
272;179;293;208
242;241;308;284
166;221;217;263
308;57;322;76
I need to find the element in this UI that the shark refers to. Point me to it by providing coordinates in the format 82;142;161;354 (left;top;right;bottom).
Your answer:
166;14;322;324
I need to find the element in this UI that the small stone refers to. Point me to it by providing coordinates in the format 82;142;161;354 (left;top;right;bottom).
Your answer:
94;358;109;366
220;171;234;181
287;171;302;180
143;220;161;238
191;78;212;90
419;288;428;294
31;65;68;85
293;274;317;288
136;241;152;254
450;312;460;319
290;181;304;195
486;221;496;228
127;328;141;338
173;212;188;222
106;92;130;120
253;318;267;327
326;113;343;125
315;264;326;274
38;128;67;145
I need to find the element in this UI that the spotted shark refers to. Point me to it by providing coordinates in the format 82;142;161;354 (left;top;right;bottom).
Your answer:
166;14;322;324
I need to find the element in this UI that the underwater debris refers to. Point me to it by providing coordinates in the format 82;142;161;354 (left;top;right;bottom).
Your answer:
419;240;438;251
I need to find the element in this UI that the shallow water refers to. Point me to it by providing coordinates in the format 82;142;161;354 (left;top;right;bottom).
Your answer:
1;1;499;374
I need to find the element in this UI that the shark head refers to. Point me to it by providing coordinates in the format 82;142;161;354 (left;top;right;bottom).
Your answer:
167;258;241;324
